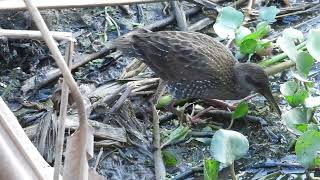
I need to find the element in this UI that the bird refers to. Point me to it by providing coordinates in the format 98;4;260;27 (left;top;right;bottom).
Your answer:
112;30;281;116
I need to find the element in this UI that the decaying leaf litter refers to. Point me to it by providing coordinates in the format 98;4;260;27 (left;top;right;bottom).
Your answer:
1;0;320;179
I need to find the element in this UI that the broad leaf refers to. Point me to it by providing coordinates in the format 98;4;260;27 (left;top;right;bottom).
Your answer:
256;21;271;37
259;6;280;23
282;107;310;135
204;159;219;180
277;36;298;62
307;29;320;62
294;51;314;79
283;28;304;42
295;130;320;168
213;7;244;39
232;101;249;119
280;81;298;96
210;129;249;165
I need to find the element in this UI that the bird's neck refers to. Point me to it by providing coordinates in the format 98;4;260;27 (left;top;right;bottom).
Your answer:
232;63;253;99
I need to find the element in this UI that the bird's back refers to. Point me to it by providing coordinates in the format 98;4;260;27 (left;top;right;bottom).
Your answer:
114;31;240;99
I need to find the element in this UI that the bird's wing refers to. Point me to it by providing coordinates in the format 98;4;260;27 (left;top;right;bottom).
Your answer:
115;31;236;82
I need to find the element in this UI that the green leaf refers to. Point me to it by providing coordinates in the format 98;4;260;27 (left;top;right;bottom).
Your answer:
307;29;320;62
282;107;310;135
156;95;173;109
282;28;304;42
259;6;280;23
235;26;252;45
161;125;190;147
256;21;271;37
295;123;308;133
232;101;249;119
280;81;298;96
213;7;244;39
288;89;308;107
204;159;219;180
210;129;249;165
295;130;320;168
295;51;314;78
277;36;298;62
162;150;178;168
240;39;257;54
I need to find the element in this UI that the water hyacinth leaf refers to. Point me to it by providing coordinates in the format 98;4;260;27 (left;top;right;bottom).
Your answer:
240;39;257;54
204;159;219;180
295;51;314;78
280;81;298;96
259;6;280;23
283;89;308;107
162;150;178;168
277;36;298;62
282;107;310;135
295;130;320;168
235;26;251;45
295;123;308;133
307;29;320;62
210;129;249;165
213;7;244;39
232;101;249;119
283;28;304;42
305;96;320;108
156;95;173;109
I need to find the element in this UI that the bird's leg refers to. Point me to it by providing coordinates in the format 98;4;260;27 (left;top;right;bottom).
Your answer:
189;106;217;123
204;98;237;111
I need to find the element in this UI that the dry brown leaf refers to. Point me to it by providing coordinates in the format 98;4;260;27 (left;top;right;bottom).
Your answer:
63;126;94;180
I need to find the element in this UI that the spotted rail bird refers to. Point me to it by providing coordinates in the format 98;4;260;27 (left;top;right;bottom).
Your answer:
112;31;281;115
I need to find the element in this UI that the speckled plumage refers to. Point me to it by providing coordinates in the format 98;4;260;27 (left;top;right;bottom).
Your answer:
113;30;280;116
114;31;245;99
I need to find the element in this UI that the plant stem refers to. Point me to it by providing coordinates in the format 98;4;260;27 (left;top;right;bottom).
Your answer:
259;41;306;67
227;118;235;130
230;162;237;180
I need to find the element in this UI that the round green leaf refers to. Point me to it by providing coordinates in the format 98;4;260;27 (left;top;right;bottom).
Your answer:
295;51;314;78
213;7;244;39
232;101;248;120
256;21;271;38
280;81;298;96
259;6;280;23
307;29;320;62
282;107;310;135
276;36;298;62
210;129;249;165
240;39;257;54
295;130;320;168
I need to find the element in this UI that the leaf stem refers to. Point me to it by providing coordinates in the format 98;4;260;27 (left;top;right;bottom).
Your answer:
230;162;237;180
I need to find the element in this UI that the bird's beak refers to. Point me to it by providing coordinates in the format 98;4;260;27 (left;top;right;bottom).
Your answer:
260;87;282;117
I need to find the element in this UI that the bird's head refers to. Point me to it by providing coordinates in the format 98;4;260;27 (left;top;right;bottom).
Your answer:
234;63;281;116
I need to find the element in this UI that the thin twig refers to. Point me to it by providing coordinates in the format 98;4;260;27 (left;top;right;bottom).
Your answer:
230;162;237;180
170;1;188;31
53;41;74;180
22;0;88;179
93;148;104;171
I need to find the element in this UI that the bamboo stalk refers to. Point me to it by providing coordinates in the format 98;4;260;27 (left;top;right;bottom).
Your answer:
0;29;72;41
0;0;170;10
